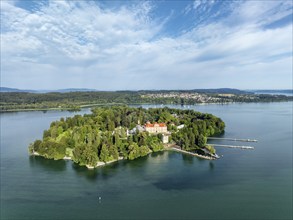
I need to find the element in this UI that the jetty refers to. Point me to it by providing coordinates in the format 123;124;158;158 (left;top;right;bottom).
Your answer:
165;144;219;160
209;144;254;150
170;146;216;160
207;137;258;142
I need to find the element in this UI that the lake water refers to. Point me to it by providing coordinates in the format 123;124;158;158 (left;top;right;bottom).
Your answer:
1;103;292;220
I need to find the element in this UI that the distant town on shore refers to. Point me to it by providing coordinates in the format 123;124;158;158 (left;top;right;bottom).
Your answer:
1;87;292;112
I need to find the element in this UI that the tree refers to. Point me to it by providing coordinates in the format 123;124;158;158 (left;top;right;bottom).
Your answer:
198;134;207;147
128;143;140;160
205;145;216;155
83;145;99;166
99;144;110;162
139;145;150;157
43;130;50;139
109;145;119;160
183;133;190;150
57;126;63;135
33;140;42;152
50;127;58;139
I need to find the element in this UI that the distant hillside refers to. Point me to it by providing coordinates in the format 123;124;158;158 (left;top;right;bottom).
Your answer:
0;87;97;93
191;88;252;94
251;90;293;94
137;88;251;94
55;88;97;93
3;87;290;95
0;87;35;93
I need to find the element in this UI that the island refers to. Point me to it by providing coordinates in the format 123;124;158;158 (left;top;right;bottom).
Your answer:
28;106;225;168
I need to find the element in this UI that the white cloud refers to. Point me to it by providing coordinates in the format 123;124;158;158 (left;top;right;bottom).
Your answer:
1;1;157;61
193;1;201;10
1;0;292;90
226;0;293;28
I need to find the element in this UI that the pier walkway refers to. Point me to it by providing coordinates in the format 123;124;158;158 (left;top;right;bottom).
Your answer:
165;144;217;160
207;137;257;142
170;147;216;160
209;144;254;149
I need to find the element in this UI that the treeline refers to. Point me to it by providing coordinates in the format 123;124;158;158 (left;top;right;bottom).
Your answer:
0;91;140;111
2;91;292;112
28;106;225;167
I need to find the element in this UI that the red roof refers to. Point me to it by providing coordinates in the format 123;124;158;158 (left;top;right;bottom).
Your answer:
145;122;166;127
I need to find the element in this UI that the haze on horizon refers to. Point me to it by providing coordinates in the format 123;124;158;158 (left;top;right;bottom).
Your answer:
1;0;292;90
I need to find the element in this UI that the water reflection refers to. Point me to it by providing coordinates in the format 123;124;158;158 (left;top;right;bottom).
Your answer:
209;161;215;170
71;163;99;181
71;160;127;181
150;151;165;158
167;151;180;159
29;156;66;172
122;155;149;170
182;154;194;165
100;162;122;180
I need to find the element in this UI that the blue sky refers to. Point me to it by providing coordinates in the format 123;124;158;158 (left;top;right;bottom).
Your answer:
1;0;292;90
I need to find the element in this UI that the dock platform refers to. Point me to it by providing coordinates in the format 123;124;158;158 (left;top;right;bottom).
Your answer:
207;137;258;142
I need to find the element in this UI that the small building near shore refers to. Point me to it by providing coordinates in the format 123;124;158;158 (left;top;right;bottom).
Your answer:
162;134;169;143
177;124;185;129
128;125;145;135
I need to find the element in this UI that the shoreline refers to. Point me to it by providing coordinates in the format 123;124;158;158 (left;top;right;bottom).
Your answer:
31;151;125;169
86;157;124;169
2;100;292;113
31;146;215;170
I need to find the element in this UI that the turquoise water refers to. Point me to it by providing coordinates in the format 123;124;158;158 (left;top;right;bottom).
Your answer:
1;103;292;219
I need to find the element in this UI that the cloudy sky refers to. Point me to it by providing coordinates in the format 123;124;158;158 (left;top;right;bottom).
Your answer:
1;0;292;90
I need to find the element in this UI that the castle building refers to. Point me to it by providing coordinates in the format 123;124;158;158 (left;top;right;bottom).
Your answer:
145;122;167;134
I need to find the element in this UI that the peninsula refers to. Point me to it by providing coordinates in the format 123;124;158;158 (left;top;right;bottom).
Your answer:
28;106;225;168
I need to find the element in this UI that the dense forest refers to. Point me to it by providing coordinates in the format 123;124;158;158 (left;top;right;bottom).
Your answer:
0;91;140;111
1;90;292;112
28;106;225;168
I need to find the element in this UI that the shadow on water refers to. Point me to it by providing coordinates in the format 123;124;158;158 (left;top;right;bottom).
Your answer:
152;159;246;192
29;156;66;172
71;160;124;181
167;151;182;160
182;154;194;165
100;162;122;180
151;154;233;192
121;155;149;170
72;163;99;181
150;151;165;158
152;171;226;191
209;161;215;170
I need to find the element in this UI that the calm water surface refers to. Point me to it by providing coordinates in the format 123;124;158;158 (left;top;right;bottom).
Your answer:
1;103;292;219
